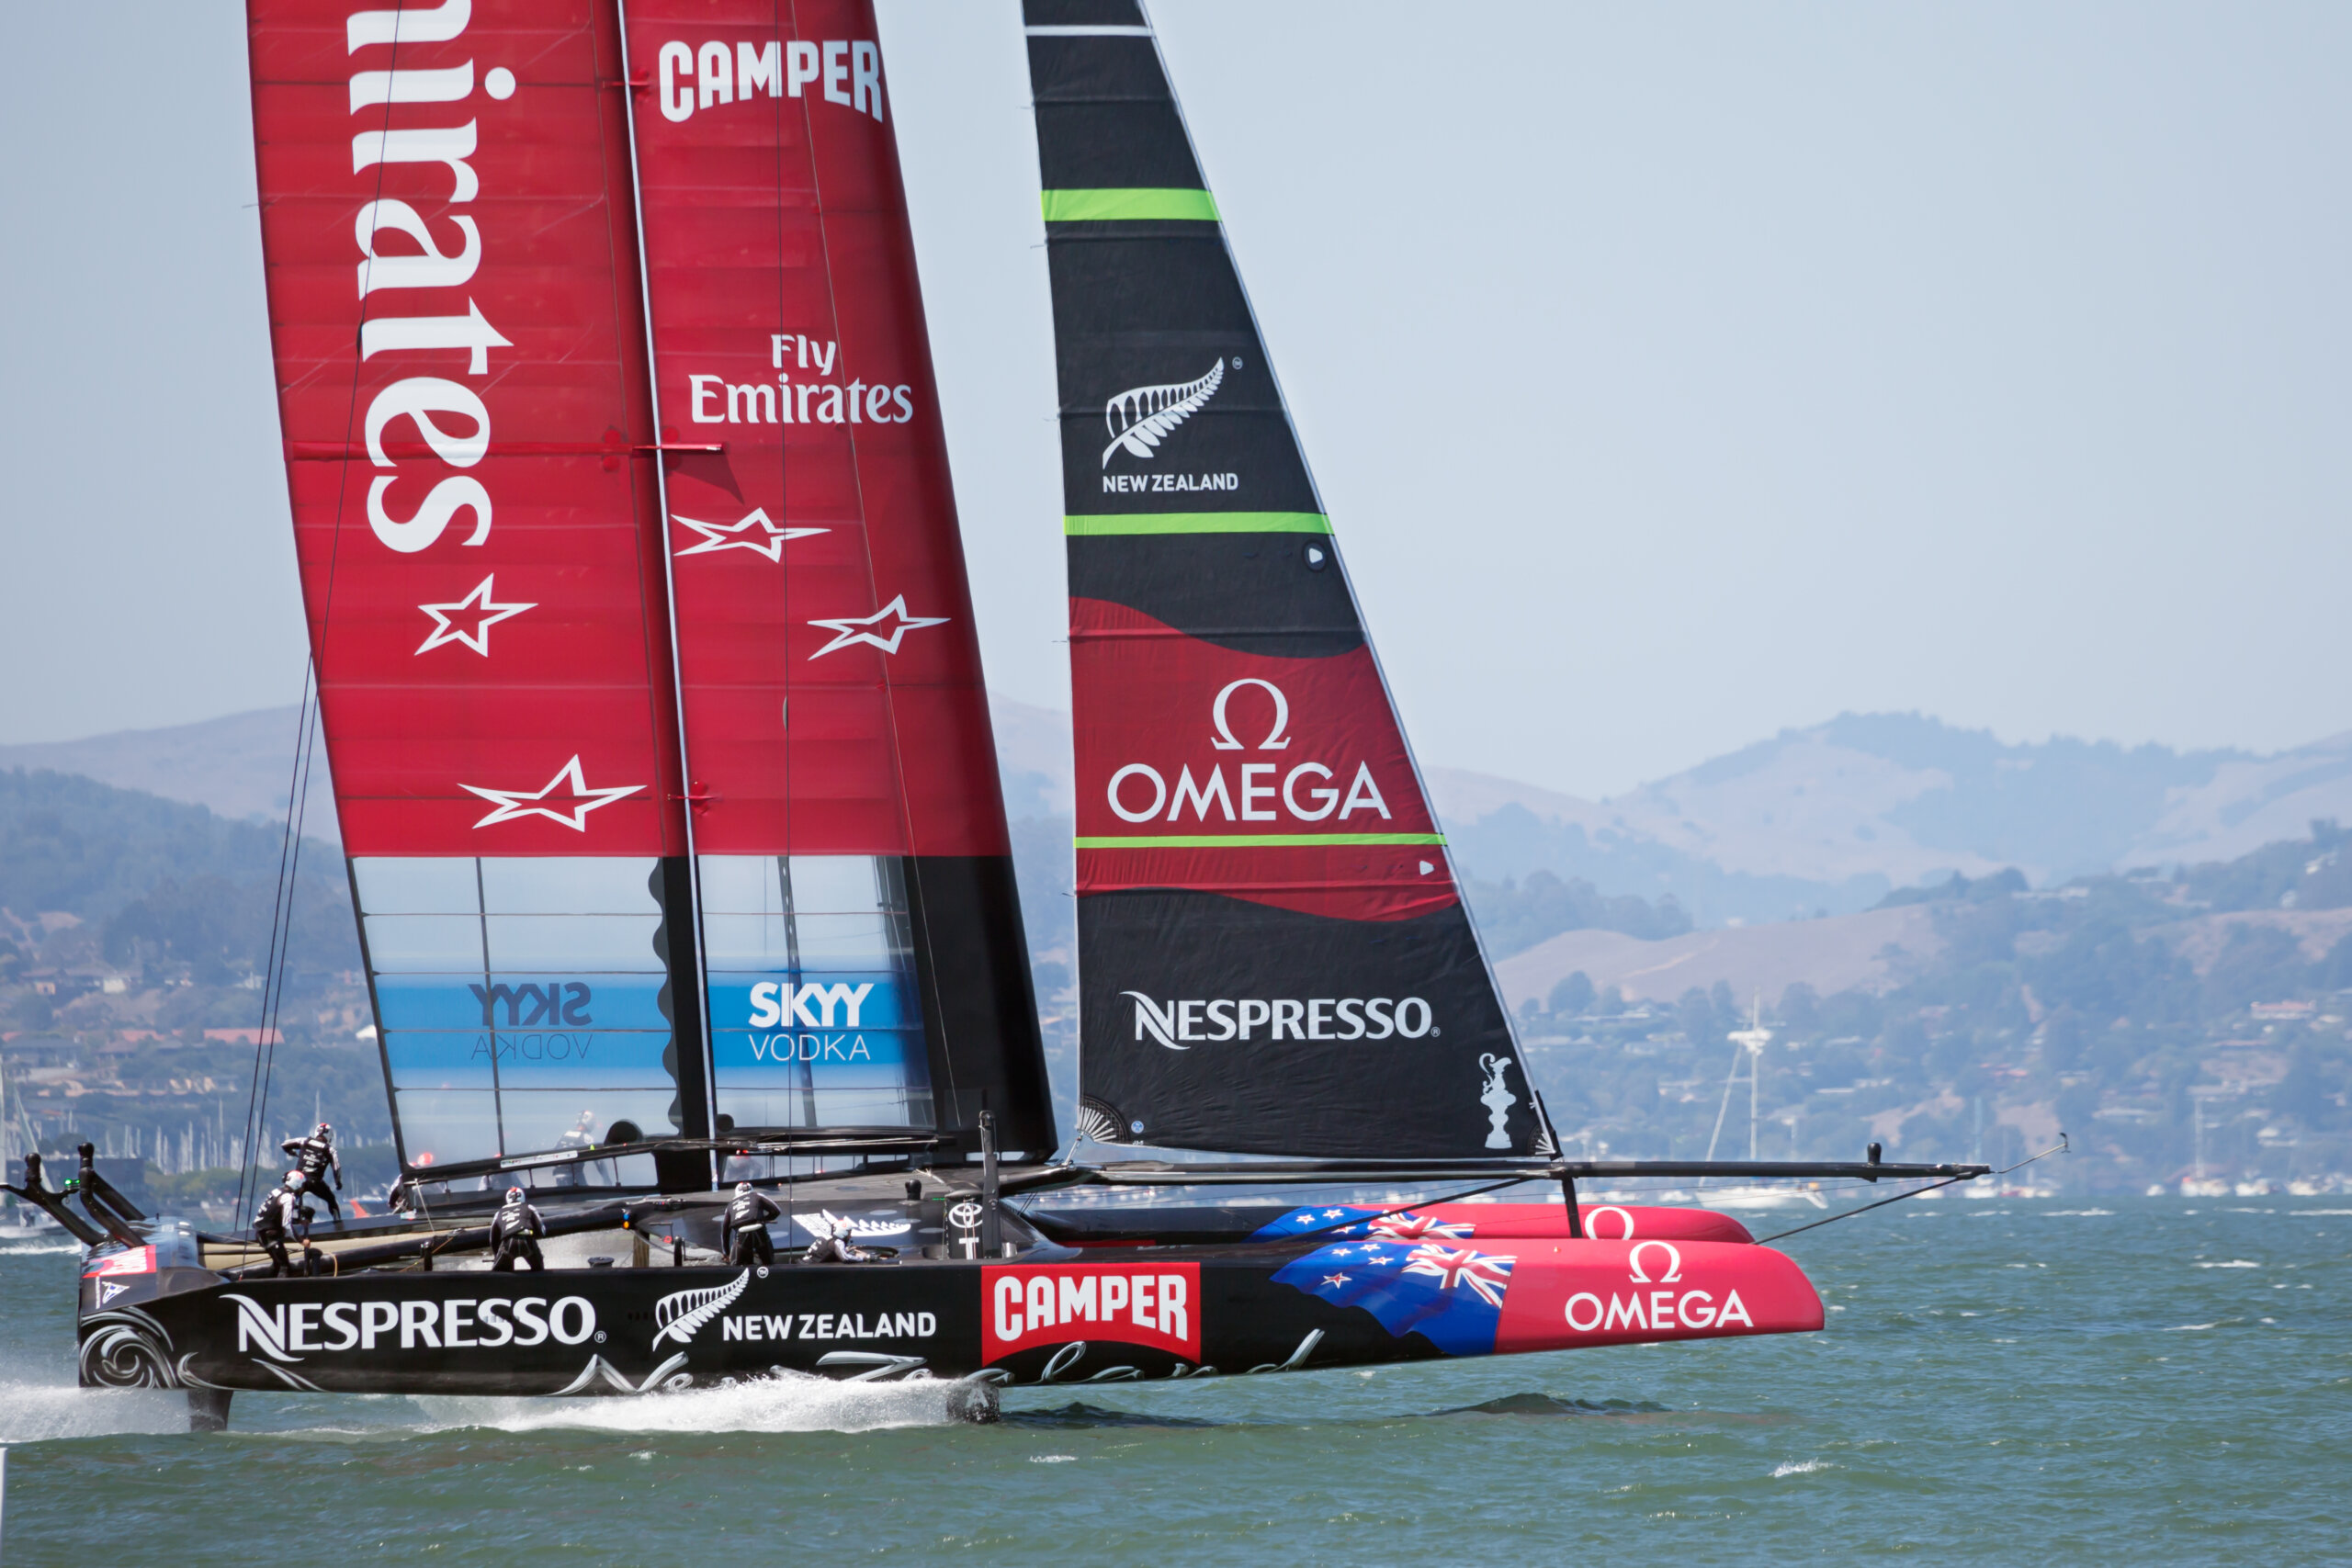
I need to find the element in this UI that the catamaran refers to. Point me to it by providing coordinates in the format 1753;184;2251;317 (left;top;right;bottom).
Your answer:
23;0;1983;1429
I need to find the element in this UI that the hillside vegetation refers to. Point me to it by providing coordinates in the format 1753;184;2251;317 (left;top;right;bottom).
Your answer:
1514;822;2352;1190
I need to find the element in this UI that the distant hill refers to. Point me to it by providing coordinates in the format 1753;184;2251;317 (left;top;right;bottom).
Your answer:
0;767;353;981
0;767;327;923
1437;715;2352;926
0;707;329;830
14;704;2352;933
1494;904;1948;1011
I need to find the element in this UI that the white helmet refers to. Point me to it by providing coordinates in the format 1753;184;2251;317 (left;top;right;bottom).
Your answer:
734;1181;754;1198
503;1186;526;1205
282;1170;304;1190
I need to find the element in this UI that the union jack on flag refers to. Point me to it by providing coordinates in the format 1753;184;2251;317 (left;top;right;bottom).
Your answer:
1251;1205;1475;1242
1369;1212;1475;1242
1403;1244;1514;1307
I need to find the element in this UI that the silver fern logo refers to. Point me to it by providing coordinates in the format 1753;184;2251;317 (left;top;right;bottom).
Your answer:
651;1269;752;1348
1102;360;1225;467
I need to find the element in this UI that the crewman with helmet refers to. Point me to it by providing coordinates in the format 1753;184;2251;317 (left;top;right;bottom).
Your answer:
253;1169;314;1277
278;1122;344;1226
723;1181;781;1268
489;1186;546;1271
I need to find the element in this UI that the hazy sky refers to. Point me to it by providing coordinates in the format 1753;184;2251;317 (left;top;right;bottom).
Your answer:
4;3;2347;798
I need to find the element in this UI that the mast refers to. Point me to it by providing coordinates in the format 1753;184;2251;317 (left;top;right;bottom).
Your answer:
613;4;718;1177
1023;1;1543;1158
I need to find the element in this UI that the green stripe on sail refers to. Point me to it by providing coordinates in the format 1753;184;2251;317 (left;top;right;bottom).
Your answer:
1075;833;1445;850
1064;513;1330;536
1041;188;1221;223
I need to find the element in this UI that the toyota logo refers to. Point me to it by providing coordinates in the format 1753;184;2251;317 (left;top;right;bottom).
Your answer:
947;1201;983;1232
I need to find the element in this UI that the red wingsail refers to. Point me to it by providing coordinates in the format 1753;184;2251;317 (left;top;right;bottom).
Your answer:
249;0;709;1173
617;0;1050;1147
619;0;1003;861
247;0;1054;1167
253;0;688;859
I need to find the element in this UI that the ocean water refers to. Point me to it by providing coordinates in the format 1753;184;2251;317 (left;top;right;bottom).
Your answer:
1;1198;2346;1564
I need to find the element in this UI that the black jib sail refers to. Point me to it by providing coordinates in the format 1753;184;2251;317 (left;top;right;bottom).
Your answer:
1024;0;1547;1158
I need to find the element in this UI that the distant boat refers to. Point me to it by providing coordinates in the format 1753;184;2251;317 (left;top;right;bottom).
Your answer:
1702;1185;1830;1213
1693;1001;1828;1211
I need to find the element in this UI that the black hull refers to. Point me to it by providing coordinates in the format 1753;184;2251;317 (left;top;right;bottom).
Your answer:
81;1258;1423;1397
79;1224;1827;1404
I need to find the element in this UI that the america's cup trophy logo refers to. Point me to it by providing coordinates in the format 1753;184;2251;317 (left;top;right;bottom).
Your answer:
1479;1054;1517;1150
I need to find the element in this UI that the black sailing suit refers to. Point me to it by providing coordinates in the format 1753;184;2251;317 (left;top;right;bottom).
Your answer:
490;1199;547;1272
279;1133;343;1224
253;1187;313;1277
723;1190;781;1268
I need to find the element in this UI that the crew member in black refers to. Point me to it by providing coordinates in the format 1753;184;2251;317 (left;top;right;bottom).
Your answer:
723;1181;781;1268
798;1213;877;1266
253;1170;313;1277
278;1122;344;1226
490;1186;546;1271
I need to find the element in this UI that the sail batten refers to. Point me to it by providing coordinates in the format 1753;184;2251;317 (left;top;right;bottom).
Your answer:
1026;1;1544;1159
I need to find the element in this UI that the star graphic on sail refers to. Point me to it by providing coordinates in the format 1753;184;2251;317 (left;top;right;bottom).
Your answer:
672;508;827;562
415;575;535;656
806;595;950;660
458;756;643;831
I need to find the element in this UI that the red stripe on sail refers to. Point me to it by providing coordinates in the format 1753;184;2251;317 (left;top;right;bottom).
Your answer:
1070;596;1455;919
1074;845;1461;923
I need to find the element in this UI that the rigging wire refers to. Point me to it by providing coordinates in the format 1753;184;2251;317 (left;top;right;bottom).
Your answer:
1751;1135;2069;1246
233;11;411;1228
232;660;322;1226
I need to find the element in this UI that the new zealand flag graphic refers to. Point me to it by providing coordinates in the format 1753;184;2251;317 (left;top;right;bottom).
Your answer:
1271;1240;1516;1356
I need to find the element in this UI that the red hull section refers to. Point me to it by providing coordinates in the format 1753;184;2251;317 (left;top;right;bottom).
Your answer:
1402;1203;1754;1246
1496;1240;1824;1353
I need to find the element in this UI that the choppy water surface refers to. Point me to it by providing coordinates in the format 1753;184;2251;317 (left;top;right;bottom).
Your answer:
2;1200;2346;1563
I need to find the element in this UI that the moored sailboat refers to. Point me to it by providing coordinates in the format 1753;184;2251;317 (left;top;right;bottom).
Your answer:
45;0;1984;1429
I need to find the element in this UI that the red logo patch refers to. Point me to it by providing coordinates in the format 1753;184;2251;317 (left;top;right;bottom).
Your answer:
982;1262;1202;1363
84;1247;155;1279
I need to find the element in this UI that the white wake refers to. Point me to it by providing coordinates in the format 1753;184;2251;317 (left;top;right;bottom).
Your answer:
414;1371;969;1435
0;1376;187;1443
